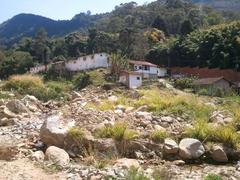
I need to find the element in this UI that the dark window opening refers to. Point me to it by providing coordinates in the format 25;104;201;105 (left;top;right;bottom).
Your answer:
137;77;140;80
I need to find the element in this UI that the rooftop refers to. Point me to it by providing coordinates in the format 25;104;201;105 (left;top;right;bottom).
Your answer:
193;77;232;85
129;60;158;67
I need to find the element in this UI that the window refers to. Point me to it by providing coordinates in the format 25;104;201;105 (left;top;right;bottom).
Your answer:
144;65;150;71
137;77;140;80
139;66;142;70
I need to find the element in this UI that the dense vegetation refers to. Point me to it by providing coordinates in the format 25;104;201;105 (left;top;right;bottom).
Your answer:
147;21;240;70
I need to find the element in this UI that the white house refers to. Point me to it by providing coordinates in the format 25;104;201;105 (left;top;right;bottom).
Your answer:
129;60;166;78
65;53;109;71
30;53;109;74
119;71;143;89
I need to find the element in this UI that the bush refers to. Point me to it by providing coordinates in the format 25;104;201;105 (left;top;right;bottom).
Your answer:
204;173;222;180
173;77;194;90
151;130;168;143
73;72;92;90
3;74;68;101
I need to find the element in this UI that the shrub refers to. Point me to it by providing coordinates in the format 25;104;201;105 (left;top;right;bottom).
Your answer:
73;72;92;90
123;129;139;141
204;173;222;180
95;126;113;138
173;77;194;90
151;130;168;143
3;74;44;91
67;127;85;140
3;74;68;101
197;88;209;96
112;122;128;141
185;119;212;141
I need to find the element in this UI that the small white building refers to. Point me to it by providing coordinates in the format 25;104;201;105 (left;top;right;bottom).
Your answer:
119;71;143;89
129;60;166;78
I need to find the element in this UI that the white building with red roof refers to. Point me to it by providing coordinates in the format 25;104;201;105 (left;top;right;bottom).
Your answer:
129;60;166;78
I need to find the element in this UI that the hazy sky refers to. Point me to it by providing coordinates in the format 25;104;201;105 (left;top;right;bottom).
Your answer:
0;0;155;23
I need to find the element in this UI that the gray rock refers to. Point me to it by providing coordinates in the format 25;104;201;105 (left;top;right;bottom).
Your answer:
0;135;18;161
31;151;45;162
212;145;228;163
135;111;152;121
179;138;205;159
93;139;118;157
40;115;74;148
161;116;174;123
6;99;28;114
164;138;179;154
45;146;70;167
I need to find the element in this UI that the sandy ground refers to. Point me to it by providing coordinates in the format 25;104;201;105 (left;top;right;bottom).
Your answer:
0;159;67;180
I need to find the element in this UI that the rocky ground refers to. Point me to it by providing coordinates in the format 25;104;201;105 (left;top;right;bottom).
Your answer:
1;83;240;180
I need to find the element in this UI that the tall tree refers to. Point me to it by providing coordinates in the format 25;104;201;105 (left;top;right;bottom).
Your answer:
152;16;168;35
180;19;194;35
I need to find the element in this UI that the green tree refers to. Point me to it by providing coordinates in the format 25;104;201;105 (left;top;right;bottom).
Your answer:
110;53;129;79
180;19;194;35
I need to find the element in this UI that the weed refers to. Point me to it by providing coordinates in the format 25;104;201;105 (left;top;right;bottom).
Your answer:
67;127;85;140
151;130;168;143
204;173;222;180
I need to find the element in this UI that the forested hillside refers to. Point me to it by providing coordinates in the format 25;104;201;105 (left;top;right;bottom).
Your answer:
0;0;240;79
0;0;236;46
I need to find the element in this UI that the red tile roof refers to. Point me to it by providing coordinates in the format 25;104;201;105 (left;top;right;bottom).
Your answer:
129;60;158;67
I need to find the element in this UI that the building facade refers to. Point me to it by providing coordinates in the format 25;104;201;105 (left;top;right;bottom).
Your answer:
119;71;143;89
30;53;109;74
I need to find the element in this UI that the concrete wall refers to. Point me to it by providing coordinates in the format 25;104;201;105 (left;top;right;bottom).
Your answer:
30;53;109;74
65;53;109;71
129;74;142;89
157;67;167;77
119;73;142;89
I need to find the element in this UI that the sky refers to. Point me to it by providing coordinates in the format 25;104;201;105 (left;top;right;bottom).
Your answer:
0;0;155;23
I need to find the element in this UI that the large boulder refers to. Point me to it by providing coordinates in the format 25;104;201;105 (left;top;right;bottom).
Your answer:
45;146;70;168
6;99;28;114
179;138;205;160
164;138;179;154
211;145;228;163
40;115;74;148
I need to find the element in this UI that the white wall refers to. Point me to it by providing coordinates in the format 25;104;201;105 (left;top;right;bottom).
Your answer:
30;65;49;74
129;74;142;89
157;68;167;77
133;64;158;78
65;53;109;71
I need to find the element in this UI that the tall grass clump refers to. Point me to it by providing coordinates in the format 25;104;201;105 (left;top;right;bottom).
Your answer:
96;122;139;141
151;130;168;143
